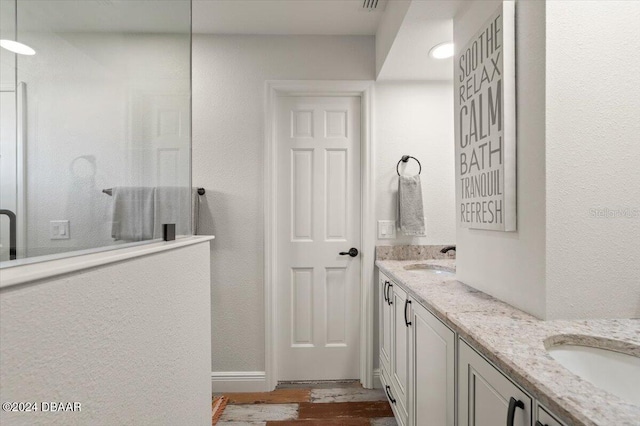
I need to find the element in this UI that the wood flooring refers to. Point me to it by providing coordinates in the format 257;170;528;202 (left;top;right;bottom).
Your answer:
214;382;397;425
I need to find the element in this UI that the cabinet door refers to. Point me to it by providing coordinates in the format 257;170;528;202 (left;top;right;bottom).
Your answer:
391;284;410;419
459;339;532;426
411;300;455;426
379;272;392;374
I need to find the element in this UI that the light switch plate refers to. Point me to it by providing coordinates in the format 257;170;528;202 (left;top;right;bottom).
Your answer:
50;220;70;240
377;220;396;239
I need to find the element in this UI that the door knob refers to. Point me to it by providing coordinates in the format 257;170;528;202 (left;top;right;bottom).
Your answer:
339;248;359;257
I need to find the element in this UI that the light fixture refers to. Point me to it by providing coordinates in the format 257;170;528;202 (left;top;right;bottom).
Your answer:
429;42;454;59
0;39;36;56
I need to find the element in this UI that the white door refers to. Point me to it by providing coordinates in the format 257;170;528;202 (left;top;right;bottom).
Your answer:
276;95;361;381
130;92;190;188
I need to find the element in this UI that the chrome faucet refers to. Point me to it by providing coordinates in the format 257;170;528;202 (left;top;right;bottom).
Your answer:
440;246;456;254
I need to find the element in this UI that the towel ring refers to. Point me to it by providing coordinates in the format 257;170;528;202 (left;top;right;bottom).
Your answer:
396;155;422;176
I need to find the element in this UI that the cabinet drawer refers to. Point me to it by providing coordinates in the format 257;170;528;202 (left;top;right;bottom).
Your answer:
536;404;565;426
459;339;532;426
380;364;406;426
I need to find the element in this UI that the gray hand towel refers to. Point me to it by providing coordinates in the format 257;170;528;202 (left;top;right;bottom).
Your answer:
111;187;155;241
397;175;426;236
153;186;198;238
191;187;200;236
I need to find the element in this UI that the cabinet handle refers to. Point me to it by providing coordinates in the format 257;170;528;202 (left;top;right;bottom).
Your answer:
385;385;396;404
383;281;389;303
404;299;412;327
507;397;525;426
535;422;547;426
387;283;393;305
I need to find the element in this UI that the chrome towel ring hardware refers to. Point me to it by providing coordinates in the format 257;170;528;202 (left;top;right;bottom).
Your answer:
396;155;422;176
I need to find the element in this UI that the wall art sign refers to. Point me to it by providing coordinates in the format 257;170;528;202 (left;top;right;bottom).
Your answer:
455;1;516;231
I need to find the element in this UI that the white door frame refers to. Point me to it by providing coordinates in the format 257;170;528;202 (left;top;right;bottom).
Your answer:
264;80;375;391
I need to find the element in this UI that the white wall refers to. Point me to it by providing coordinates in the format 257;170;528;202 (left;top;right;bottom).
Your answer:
375;0;411;78
454;0;547;318
192;35;375;373
545;1;640;319
454;0;640;320
375;81;456;245
0;241;212;425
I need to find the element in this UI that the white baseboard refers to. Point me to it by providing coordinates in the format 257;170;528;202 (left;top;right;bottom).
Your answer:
211;371;267;393
212;370;380;392
373;368;382;389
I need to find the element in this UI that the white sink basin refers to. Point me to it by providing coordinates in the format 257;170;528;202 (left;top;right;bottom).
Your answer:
403;264;455;277
547;344;640;405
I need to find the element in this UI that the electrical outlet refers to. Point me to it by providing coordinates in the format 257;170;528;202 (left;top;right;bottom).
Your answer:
377;220;396;239
50;220;70;240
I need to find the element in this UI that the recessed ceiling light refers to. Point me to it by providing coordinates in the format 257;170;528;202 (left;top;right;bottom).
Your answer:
429;42;454;60
0;39;36;56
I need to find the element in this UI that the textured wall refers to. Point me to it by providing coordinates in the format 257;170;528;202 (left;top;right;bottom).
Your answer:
454;0;547;319
192;35;375;373
375;0;411;78
375;81;456;246
0;242;212;425
545;1;640;319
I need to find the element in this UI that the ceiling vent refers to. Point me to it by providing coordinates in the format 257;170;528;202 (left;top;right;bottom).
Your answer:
362;0;386;12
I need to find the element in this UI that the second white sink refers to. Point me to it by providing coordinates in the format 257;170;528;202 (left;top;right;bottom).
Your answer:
547;343;640;406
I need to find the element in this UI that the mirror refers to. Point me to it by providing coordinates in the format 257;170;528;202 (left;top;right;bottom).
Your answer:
0;0;192;265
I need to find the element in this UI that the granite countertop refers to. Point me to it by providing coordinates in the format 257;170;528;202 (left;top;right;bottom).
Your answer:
376;259;640;426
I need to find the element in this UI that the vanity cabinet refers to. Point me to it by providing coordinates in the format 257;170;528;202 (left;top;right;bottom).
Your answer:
378;268;581;426
458;339;532;426
378;271;455;426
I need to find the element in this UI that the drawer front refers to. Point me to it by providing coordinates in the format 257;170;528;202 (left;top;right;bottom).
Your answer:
536;404;565;426
459;339;532;426
381;364;406;426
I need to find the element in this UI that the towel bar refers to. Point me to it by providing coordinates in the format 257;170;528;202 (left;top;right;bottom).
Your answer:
102;187;205;196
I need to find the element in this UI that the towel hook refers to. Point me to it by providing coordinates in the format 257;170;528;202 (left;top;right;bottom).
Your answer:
396;155;421;176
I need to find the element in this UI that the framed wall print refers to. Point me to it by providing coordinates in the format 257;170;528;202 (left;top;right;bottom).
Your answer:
455;1;516;231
